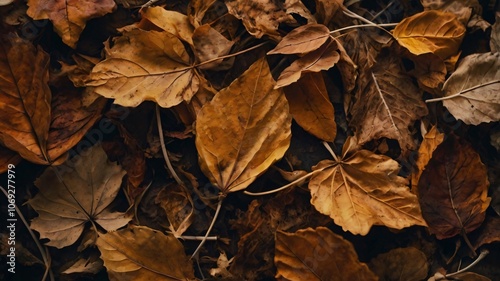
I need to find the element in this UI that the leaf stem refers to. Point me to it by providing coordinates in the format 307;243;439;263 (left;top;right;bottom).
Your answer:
329;23;398;35
155;105;183;186
190;198;223;259
243;169;322;196
322;141;339;162
426;79;500;103
445;249;489;278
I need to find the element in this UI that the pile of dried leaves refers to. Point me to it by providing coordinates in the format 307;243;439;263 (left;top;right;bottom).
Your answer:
0;0;499;280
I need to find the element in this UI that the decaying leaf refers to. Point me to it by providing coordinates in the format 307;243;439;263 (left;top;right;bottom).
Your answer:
411;126;445;192
28;145;130;248
267;23;330;55
86;28;199;108
393;10;465;59
155;182;194;237
195;57;291;193
284;72;336;141
421;0;483;25
417;134;490;239
275;227;378;281
409;53;448;93
96;225;195;281
439;52;500;125
309;137;426;235
26;0;116;48
491;12;500;52
192;24;234;69
139;6;194;45
369;247;429;281
0;146;21;174
472;216;500;250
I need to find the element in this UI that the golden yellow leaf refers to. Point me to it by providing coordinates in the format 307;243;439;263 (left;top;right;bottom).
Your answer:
195;57;291;193
267;24;330;55
86;28;199;108
411;126;445;192
140;6;194;45
308;137;427;235
96;225;195;281
393;10;465;59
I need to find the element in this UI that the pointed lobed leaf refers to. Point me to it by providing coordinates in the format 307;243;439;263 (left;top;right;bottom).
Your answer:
267;24;330;55
195;57;292;193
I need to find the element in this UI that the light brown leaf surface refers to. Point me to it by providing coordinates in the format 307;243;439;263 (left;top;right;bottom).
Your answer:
96;225;195;281
28;145;130;248
139;6;194;45
309;137;426;235
275;227;378;281
491;12;500;52
417;134;490;239
267;24;330;55
368;247;429;281
192;24;234;70
86;28;199;108
26;0;116;48
196;58;291;193
393;10;465;59
439;52;500;125
284;73;336;141
411;126;445;192
421;0;482;25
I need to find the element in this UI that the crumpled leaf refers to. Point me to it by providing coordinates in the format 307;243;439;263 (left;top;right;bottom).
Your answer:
96;225;195;281
29;145;130;248
26;0;116;48
195;57;291;193
139;6;194;45
341;28;391;70
411;126;445;192
155;182;194;237
275;227;378;281
369;247;429;281
192;24;234;70
309;137;427;235
409;52;448;93
314;0;343;26
284;72;336;141
438;52;500;125
86;28;199;108
417;134;490;239
267;23;330;55
393;10;465;59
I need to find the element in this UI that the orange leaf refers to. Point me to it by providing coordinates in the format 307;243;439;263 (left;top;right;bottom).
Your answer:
267;24;330;55
411;125;445;192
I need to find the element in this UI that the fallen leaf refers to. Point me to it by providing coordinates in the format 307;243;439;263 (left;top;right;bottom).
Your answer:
421;0;483;25
0;146;21;174
192;24;234;70
438;52;500;125
96;225;195;281
314;0;343;26
62;257;104;275
490;12;500;52
449;272;491;281
417;134;490;239
86;28;199;108
195;57;291;193
409;53;448;93
284;0;316;24
187;0;217;28
155;182;194;237
275;227;378;281
309;137;426;235
411;126;445;192
26;0;116;48
368;247;429;281
284;72;336;141
209;251;234;279
28;145;130;248
393;10;465;59
267;23;330;55
139;6;194;45
472;216;500;250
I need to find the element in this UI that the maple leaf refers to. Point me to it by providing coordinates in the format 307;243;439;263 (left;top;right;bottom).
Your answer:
26;0;116;48
195;57;291;193
369;247;429;281
28;145;131;248
308;137;427;235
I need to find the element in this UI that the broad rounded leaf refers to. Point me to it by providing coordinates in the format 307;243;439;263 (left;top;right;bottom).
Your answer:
369;247;429;281
268;24;330;55
275;227;378;281
393;10;465;59
196;57;291;193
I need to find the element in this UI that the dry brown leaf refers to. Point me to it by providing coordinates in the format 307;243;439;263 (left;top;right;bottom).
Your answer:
472;216;500;250
314;0;343;26
349;53;428;152
0;146;21;174
491;12;500;52
26;0;116;48
393;10;465;59
417;134;490;239
309;137;426;235
411;126;445;192
421;0;483;25
96;225;195;281
139;6;194;45
196;57;291;193
284;0;316;24
284;72;336;141
192;24;234;70
275;227;378;281
438;52;500;125
369;247;429;281
155;182;194;237
28;145;130;248
86;28;199;108
187;0;216;28
409;53;448;93
267;23;330;55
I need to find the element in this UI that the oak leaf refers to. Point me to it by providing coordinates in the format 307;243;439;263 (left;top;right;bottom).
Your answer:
309;137;426;235
417;134;490;239
96;225;195;281
438;52;500;125
26;0;116;48
369;247;429;281
275;227;378;281
393;10;465;59
86;28;199;108
28;145;130;248
195;57;291;193
267;23;330;55
411;126;445;192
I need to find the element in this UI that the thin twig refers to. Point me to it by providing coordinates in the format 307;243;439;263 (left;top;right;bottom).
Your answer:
190;198;223;259
446;249;489;278
243;170;321;196
155;105;183;186
179;236;218;241
329;23;398;35
322;141;339;162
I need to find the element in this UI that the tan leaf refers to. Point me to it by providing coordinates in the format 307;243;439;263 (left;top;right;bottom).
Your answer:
96;225;195;281
28;145;130;248
417;134;490;239
275;227;378;281
411;126;445;192
196;57;291;193
284;72;336;141
139;6;194;45
155;182;194;237
369;247;429;281
267;24;330;55
192;24;234;70
436;52;500;125
86;28;199;108
309;137;426;235
349;53;428;152
284;0;316;24
393;10;465;59
26;0;116;48
187;0;217;28
421;0;483;25
491;12;500;52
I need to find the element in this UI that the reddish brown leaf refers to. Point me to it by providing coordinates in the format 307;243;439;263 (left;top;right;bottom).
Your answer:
369;247;429;281
267;24;330;55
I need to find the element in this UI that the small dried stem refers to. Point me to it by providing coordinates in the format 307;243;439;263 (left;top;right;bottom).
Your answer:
190;198;223;259
446;249;489;278
155;105;183;186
